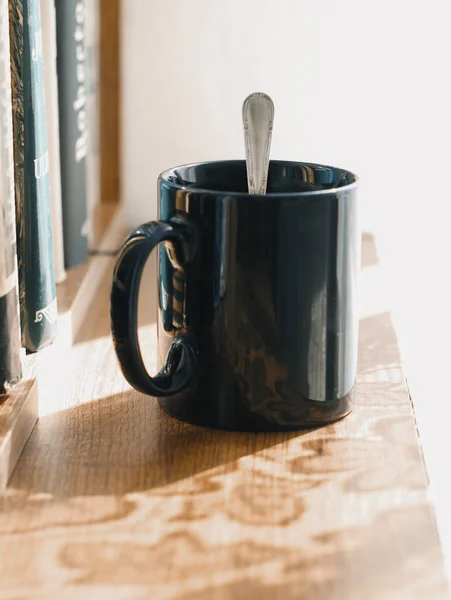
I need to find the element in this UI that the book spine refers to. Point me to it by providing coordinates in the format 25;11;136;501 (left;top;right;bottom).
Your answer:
9;0;58;353
41;0;65;283
0;0;22;393
85;0;100;245
55;0;89;268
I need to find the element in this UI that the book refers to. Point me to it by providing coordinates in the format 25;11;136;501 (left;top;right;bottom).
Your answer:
9;0;58;353
85;0;100;245
41;0;65;283
0;0;22;393
55;0;89;268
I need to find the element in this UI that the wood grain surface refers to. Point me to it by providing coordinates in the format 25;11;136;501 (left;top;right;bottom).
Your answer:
0;235;449;599
0;203;121;492
0;358;37;492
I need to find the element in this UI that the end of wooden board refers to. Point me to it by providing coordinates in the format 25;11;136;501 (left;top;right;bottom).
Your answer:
0;373;38;492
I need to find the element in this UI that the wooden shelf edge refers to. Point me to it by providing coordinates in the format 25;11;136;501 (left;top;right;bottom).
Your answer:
0;362;39;492
0;203;126;492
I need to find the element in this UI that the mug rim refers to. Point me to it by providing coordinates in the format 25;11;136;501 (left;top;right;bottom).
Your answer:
159;159;359;198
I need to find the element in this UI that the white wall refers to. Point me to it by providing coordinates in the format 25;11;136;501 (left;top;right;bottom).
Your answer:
120;0;451;398
120;0;451;359
121;0;450;237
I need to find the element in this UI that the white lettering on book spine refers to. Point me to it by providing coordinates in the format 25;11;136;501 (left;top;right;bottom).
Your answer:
32;28;43;62
34;150;49;179
34;298;58;324
74;0;88;162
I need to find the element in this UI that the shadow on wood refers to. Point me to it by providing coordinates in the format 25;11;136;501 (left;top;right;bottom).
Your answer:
7;388;306;497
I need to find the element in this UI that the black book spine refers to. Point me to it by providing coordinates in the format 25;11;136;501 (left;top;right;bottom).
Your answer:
0;0;21;393
9;0;58;353
55;0;89;268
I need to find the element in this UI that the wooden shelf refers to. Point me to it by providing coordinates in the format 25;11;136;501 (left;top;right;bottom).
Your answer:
0;203;126;491
0;361;38;491
0;231;449;598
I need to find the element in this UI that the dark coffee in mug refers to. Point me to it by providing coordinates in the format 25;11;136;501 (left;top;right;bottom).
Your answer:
110;160;360;431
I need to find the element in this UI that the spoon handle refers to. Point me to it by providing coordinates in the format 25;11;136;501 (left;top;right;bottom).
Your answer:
242;92;274;195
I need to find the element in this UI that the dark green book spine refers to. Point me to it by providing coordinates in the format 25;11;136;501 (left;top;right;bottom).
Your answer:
9;0;57;353
0;0;21;393
55;0;89;268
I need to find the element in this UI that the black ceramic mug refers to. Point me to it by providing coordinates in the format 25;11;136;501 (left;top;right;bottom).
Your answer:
110;160;360;432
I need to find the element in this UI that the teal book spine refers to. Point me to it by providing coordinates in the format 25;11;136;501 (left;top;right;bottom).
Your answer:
9;0;58;353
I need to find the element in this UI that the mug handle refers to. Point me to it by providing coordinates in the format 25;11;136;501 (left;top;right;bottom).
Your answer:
110;220;199;397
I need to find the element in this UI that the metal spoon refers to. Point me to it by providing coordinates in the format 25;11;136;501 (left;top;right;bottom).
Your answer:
242;92;274;194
